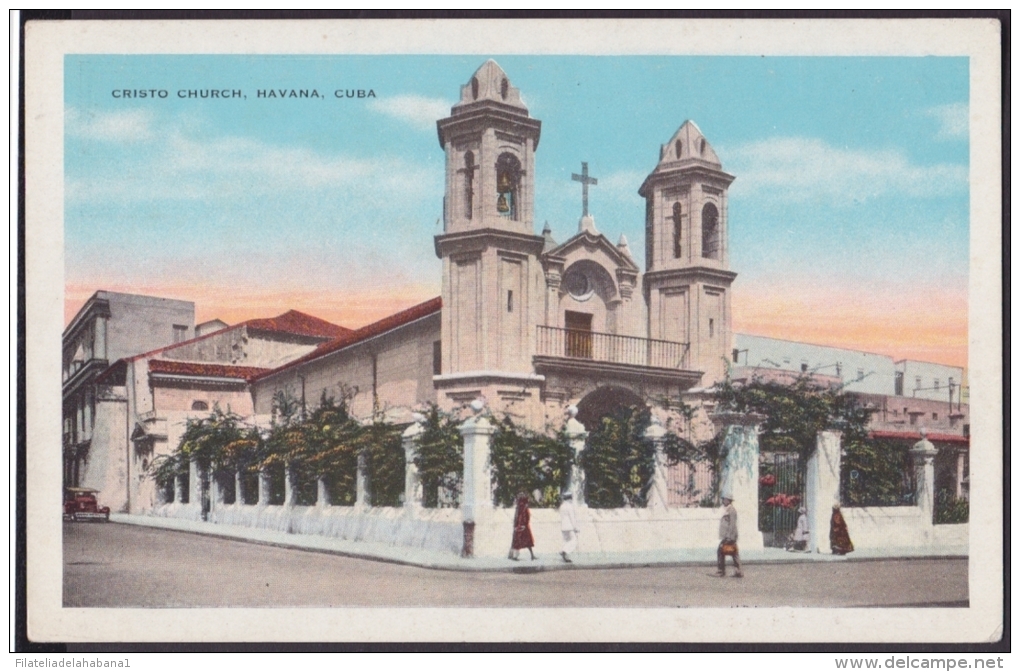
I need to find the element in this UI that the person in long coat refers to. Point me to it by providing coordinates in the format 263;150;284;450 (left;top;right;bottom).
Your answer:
830;504;854;555
509;492;536;560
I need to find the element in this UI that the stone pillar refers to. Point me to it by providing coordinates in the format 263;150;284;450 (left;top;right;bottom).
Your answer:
235;471;243;505
644;415;669;510
710;411;765;551
564;406;587;506
173;473;183;504
402;415;425;510
955;449;967;500
356;450;371;508
188;459;200;507
258;469;270;506
460;399;495;557
806;430;842;554
211;472;224;506
317;477;330;508
284;462;296;507
911;430;938;522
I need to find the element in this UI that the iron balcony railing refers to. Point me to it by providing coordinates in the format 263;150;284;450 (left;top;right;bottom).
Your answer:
536;325;690;370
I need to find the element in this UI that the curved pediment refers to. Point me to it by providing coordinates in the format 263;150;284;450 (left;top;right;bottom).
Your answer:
545;229;640;274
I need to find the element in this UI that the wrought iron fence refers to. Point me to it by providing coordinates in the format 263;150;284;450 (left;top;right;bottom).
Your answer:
536;326;689;369
665;460;717;507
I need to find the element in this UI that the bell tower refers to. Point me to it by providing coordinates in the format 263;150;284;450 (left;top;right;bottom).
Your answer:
639;121;737;386
438;59;541;235
433;61;546;406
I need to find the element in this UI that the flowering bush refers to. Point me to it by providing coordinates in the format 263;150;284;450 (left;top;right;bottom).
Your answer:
765;492;801;509
759;473;776;486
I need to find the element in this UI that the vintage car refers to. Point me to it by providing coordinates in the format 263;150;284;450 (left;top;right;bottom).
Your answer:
63;487;111;522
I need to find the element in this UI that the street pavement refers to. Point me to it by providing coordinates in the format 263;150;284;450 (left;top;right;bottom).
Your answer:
64;522;968;608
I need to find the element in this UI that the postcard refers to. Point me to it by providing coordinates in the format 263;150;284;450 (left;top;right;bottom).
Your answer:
23;18;1002;643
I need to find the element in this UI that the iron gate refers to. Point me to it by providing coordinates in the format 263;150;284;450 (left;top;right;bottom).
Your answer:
760;452;803;547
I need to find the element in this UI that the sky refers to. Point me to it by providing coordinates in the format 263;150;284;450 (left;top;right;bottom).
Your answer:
64;55;969;368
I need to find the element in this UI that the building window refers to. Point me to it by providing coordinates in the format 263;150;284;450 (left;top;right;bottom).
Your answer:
934;379;940;391
495;153;522;220
909;414;917;426
895;371;904;396
915;376;922;389
732;349;740;363
191;400;209;411
801;363;808;373
507;290;514;313
708;318;715;338
672;202;682;258
933;413;938;421
433;341;442;376
500;77;509;100
701;203;720;259
173;324;188;343
675;140;682;158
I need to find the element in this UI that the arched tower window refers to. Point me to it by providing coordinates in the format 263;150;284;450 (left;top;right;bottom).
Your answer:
672;202;682;258
495;153;522;221
471;76;479;100
675;140;682;158
462;151;475;219
500;77;509;100
702;202;720;260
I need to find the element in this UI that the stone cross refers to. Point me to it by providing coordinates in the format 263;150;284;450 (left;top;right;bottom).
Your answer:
571;162;598;217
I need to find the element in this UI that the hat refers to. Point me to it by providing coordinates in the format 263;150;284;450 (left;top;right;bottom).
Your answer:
798;506;807;514
561;491;573;499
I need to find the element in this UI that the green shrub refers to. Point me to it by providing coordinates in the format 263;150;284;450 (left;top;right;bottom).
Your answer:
412;404;463;508
934;489;969;524
489;416;573;508
581;406;656;508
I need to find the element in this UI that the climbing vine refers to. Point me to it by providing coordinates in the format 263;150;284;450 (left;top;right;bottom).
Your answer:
581;405;657;509
411;404;463;508
489;415;573;508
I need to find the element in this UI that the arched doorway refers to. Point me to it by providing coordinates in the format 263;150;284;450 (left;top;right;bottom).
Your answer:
575;386;646;429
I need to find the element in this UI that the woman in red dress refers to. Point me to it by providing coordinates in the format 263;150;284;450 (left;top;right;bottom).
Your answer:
509;492;536;560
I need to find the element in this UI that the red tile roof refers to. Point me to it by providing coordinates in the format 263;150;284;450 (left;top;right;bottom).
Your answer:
243;310;351;339
869;430;969;445
254;297;442;381
148;359;270;382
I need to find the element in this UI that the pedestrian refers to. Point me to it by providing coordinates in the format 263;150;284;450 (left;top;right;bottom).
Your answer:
716;495;743;577
787;506;809;552
508;492;536;561
558;491;579;563
830;503;854;555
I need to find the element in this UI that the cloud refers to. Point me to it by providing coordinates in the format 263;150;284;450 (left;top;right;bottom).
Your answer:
66;128;436;205
368;95;452;130
725;137;967;203
924;102;969;141
66;107;153;142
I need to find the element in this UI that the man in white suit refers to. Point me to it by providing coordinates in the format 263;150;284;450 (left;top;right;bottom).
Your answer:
559;492;580;563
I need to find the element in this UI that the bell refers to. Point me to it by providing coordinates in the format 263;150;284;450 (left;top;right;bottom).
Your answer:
496;193;510;213
497;170;512;193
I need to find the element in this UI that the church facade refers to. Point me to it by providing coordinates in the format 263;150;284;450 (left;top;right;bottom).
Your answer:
253;60;735;437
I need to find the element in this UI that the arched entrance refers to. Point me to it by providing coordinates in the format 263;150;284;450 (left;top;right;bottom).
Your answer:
575;386;646;429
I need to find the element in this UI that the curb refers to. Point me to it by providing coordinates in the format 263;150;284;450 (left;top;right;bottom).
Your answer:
104;515;968;574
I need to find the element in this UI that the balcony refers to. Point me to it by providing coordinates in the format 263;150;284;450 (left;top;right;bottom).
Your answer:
534;326;699;386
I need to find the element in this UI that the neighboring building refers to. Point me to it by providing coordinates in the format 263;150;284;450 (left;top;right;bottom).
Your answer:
895;359;967;404
731;333;896;395
195;318;229;337
62;291;195;489
88;309;349;512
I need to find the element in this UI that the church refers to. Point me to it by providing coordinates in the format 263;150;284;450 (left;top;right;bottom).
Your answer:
252;59;734;438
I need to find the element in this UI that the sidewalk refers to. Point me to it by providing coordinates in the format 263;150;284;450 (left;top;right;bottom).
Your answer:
109;514;968;573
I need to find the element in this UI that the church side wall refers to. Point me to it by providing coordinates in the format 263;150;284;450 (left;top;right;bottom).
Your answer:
152;384;254;416
253;313;440;422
